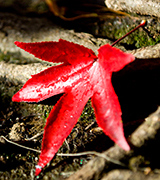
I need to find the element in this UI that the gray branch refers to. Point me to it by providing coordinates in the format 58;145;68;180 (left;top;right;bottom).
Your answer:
105;0;160;17
67;107;160;180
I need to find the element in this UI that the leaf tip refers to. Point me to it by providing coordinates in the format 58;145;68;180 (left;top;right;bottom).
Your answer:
14;41;21;46
12;91;25;102
35;165;42;176
118;139;130;151
12;92;20;102
122;142;130;151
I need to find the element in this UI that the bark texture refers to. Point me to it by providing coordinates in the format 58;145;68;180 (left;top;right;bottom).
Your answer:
105;0;160;17
101;169;160;180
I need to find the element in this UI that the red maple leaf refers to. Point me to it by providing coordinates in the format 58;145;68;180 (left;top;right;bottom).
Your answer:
12;39;134;175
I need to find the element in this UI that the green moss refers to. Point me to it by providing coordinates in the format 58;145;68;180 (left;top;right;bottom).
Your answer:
0;51;39;64
79;99;95;128
105;25;157;48
97;17;159;49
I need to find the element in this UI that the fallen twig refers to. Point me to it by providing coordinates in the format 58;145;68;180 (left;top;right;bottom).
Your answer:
0;135;41;153
0;135;125;166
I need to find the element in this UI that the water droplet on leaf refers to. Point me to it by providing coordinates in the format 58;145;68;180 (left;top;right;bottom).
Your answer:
61;76;69;82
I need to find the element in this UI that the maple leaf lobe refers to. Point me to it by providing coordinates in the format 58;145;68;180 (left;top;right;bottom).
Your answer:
98;44;135;72
14;39;97;65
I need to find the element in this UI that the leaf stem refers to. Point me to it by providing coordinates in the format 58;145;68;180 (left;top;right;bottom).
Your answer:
111;20;146;47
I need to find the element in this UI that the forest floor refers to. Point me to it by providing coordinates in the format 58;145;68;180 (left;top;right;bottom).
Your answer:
0;1;160;179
